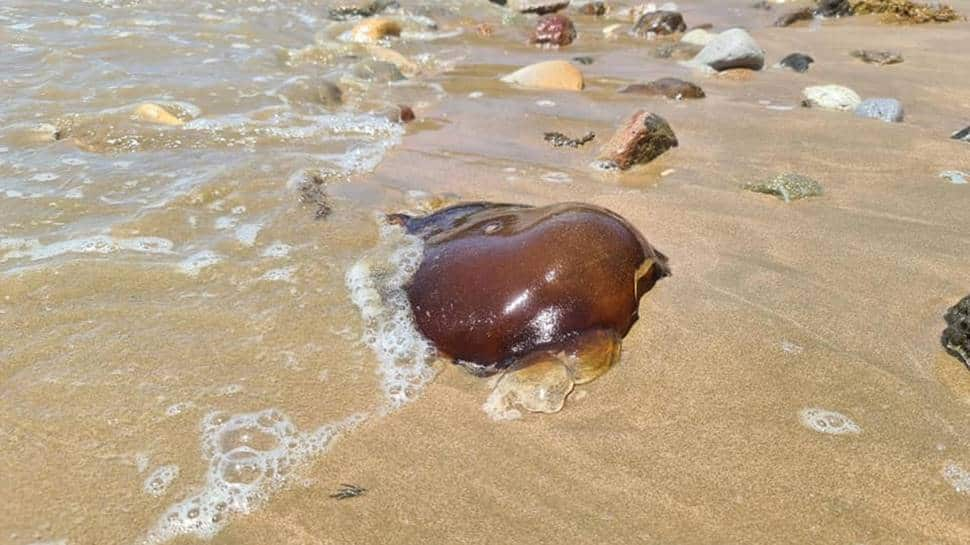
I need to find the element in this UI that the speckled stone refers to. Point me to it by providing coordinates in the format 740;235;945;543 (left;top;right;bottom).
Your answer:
745;173;823;202
854;98;904;123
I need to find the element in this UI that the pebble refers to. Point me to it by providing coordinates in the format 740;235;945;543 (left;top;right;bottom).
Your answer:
279;79;343;107
745;173;823;202
365;45;420;77
512;0;571;14
632;10;686;36
854;98;904;123
328;0;393;21
653;41;702;60
349;18;401;43
850;49;903;65
530;14;577;47
690;28;765;71
618;77;705;99
816;0;853;17
595;110;678;170
774;7;814;27
801;84;861;111
942;295;970;367
778;53;814;73
716;67;758;81
352;59;405;81
133;103;183;125
500;60;585;91
952;126;970;142
939;170;968;184
681;28;716;46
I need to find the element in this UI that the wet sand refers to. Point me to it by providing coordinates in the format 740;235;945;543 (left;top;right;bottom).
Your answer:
3;1;970;544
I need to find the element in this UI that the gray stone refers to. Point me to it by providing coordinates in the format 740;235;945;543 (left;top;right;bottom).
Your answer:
779;53;813;73
690;28;765;71
951;126;970;142
854;98;904;123
352;59;405;82
745;173;823;202
632;11;686;36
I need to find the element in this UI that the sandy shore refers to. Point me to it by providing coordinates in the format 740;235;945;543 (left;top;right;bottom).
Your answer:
212;4;970;544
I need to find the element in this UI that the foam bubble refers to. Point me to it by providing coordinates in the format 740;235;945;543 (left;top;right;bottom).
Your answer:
144;409;363;543
1;236;173;261
346;220;438;410
235;224;261;246
259;266;297;282
178;251;221;276
261;242;291;258
798;408;861;435
942;462;970;495
165;402;194;417
144;465;180;497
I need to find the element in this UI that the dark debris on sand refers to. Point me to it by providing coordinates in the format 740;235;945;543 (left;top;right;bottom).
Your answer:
330;484;367;500
298;171;338;219
942;295;970;368
544;131;595;147
850;0;963;23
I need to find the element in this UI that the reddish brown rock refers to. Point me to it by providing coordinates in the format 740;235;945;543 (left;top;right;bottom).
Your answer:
595;110;677;170
530;14;577;47
618;78;705;99
631;10;686;36
398;105;415;123
773;7;814;26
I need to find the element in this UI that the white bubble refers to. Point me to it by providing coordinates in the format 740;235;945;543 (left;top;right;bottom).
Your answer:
260;266;297;282
1;236;173;262
165;402;194;417
799;408;861;435
943;462;970;494
178;251;221;276
144;465;180;497
30;172;59;182
235;224;261;247
144;409;363;544
261;242;291;258
346;220;438;410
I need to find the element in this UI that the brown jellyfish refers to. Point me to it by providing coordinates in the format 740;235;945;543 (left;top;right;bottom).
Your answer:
387;201;670;417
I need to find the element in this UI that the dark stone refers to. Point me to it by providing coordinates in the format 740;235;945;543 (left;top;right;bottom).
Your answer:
942;295;970;367
815;0;853;17
572;56;594;64
387;202;670;373
850;49;903;65
595;110;678;170
398;105;415;123
779;53;815;72
489;0;508;5
516;0;571;15
530;14;577;47
952;126;970;142
632;10;687;36
618;78;705;99
751;1;773;10
575;1;607;15
774;7;815;26
352;59;405;81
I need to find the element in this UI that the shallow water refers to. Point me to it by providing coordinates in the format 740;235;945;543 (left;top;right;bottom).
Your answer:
3;1;970;544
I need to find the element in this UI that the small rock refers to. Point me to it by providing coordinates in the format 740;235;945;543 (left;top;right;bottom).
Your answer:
653;41;702;60
751;1;772;10
500;60;585;91
632;10;686;36
575;1;607;15
544;131;595;147
279;79;343;107
774;7;815;26
801;84;861;111
8;122;62;144
778;53;814;72
618;77;705;99
690;28;765;71
512;0;571;14
530;14;577;47
352;59;405;81
745;173;823;202
850;49;903;65
854;98;904;123
952;126;970;142
595;110;678;170
475;23;496;36
398;105;415;123
133;103;183;126
815;0;853;17
572;56;594;64
939;170;968;184
365;45;419;77
349;18;401;43
328;0;396;21
681;28;716;46
942;295;970;368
